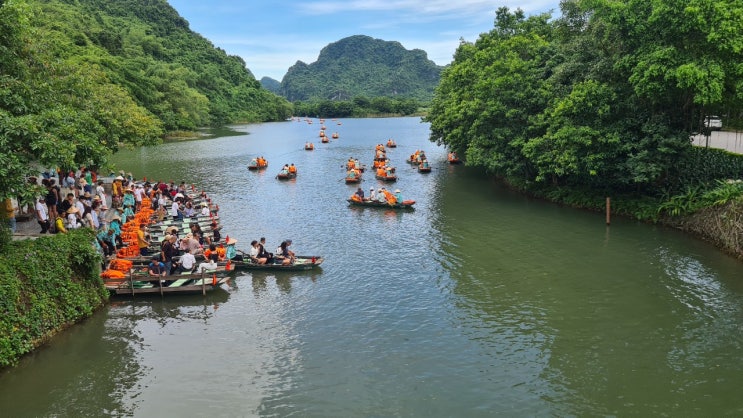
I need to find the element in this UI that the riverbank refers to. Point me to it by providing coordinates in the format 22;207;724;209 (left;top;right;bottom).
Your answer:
0;229;107;369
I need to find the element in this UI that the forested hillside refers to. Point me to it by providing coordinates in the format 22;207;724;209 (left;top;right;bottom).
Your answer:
260;77;281;94
0;0;291;200
280;35;442;102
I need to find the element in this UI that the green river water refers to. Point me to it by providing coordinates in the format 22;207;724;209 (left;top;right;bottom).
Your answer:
1;117;742;417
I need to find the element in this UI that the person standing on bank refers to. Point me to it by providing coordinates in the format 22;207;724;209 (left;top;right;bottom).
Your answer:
36;197;50;233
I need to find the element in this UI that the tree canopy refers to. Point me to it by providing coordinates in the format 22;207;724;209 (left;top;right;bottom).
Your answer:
425;2;743;194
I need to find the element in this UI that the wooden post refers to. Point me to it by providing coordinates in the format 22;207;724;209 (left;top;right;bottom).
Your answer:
129;269;135;297
606;197;611;225
201;271;206;295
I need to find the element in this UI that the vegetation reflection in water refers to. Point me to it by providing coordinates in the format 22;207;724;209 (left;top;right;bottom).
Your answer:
1;118;743;416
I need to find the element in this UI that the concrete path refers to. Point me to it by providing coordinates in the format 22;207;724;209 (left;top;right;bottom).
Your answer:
691;131;743;154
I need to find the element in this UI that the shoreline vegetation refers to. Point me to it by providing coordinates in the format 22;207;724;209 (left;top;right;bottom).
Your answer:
0;229;107;369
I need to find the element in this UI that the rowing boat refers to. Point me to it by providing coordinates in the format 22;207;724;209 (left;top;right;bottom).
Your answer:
104;267;233;296
375;174;397;182
231;255;324;271
346;198;415;210
277;171;297;180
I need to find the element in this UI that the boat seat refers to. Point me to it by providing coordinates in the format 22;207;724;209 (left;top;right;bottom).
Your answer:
169;278;190;287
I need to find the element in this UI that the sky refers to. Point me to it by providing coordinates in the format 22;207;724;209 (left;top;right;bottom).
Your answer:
166;0;560;82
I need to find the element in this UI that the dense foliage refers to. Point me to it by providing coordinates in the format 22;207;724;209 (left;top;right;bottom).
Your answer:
426;3;743;198
0;229;107;368
280;35;442;102
0;0;291;201
293;96;423;118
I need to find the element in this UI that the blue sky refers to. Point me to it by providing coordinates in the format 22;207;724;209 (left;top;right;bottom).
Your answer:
166;0;560;81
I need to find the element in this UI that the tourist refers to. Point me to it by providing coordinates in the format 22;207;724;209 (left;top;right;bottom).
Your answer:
59;193;74;216
210;221;222;243
36;197;50;234
249;240;267;264
170;198;183;221
225;237;242;261
200;202;210;217
148;256;167;277
183;200;195;218
176;250;197;274
66;207;81;229
394;189;403;205
369;187;376;201
376;187;387;203
258;237;273;263
97;227;117;257
137;223;151;256
44;178;60;225
355;187;364;200
275;240;294;265
160;234;179;275
198;253;219;273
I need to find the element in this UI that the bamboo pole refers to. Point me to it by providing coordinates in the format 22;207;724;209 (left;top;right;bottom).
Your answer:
606;197;611;225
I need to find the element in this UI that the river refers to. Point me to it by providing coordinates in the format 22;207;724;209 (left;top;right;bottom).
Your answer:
2;117;743;416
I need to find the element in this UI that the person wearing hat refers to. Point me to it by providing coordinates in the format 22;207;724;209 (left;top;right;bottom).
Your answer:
394;189;403;204
122;186;135;209
376;187;387;203
225;237;242;261
112;176;124;207
199;201;210;217
368;187;376;202
66;206;81;229
160;234;179;275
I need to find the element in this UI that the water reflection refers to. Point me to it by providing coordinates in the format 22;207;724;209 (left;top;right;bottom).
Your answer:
4;118;743;416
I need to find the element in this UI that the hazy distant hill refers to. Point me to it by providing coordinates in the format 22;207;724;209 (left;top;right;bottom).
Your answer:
280;35;443;102
260;77;281;94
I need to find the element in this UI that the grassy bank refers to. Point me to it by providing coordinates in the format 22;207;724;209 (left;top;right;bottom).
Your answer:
0;229;108;368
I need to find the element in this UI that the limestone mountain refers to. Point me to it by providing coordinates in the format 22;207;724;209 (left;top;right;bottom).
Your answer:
280;35;443;102
260;77;281;94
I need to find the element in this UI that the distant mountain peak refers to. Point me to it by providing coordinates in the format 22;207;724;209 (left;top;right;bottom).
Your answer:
280;35;442;102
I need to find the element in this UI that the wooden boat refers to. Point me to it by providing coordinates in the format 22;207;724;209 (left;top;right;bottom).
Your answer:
375;173;397;182
347;198;415;210
345;172;362;183
448;157;462;164
276;171;297;180
229;255;324;271
321;137;329;143
305;143;314;150
417;164;432;173
104;267;233;296
331;132;339;139
247;160;268;170
386;140;397;148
